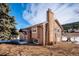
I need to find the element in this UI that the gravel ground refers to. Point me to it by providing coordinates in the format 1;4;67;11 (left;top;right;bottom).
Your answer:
0;42;79;56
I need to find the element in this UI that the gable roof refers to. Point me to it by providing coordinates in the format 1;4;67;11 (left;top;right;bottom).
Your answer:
20;21;48;30
55;19;64;31
21;19;63;31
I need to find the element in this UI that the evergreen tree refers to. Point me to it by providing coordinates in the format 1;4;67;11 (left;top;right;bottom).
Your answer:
0;3;18;40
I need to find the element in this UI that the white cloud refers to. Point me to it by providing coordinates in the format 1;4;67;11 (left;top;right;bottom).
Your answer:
22;3;79;25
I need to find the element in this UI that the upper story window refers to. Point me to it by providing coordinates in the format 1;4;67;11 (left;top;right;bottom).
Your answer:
22;31;28;35
32;27;37;33
54;28;60;32
32;30;36;32
57;28;60;32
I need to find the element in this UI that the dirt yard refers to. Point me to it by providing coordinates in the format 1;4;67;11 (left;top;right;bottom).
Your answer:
0;42;79;56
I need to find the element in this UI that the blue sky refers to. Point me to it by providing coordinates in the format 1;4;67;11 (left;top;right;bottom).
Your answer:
9;3;30;29
9;3;79;30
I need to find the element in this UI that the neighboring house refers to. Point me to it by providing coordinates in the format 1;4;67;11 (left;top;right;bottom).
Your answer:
62;32;79;42
19;9;63;45
72;29;79;33
66;29;79;33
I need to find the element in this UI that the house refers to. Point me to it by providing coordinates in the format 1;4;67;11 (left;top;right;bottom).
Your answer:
62;21;79;42
19;9;63;45
62;32;79;43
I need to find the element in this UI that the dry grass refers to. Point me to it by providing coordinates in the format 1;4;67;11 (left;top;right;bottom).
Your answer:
0;42;79;56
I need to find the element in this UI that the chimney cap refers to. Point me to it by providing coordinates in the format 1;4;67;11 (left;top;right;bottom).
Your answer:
48;8;52;11
47;8;54;14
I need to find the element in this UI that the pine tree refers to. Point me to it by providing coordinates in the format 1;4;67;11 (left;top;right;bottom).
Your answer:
0;3;18;40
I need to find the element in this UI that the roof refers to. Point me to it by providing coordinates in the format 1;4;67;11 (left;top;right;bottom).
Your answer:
21;21;48;30
55;19;64;31
47;8;54;15
21;19;64;31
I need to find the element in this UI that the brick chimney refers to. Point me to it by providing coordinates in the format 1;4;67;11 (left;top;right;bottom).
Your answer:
47;9;55;45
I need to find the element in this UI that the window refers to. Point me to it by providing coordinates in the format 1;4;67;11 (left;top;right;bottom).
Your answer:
32;27;37;33
57;29;60;32
23;31;27;35
54;28;60;32
32;30;36;32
